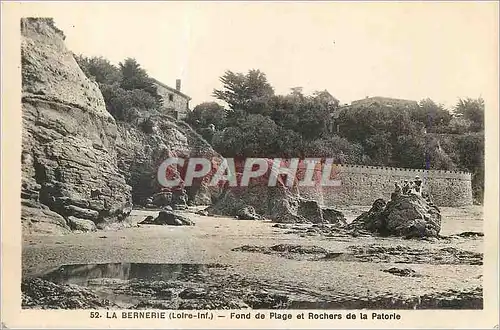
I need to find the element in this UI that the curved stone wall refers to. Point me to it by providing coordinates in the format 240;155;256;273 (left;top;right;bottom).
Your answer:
297;164;473;207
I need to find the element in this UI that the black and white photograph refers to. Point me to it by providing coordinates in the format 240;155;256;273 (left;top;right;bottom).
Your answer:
2;1;499;327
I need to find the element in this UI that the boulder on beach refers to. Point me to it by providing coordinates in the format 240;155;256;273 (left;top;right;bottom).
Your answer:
67;216;97;232
139;210;194;226
22;199;71;235
322;207;348;226
236;205;261;220
350;194;441;238
297;200;323;223
350;198;387;233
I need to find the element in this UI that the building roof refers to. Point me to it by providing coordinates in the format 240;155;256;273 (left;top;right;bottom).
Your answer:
151;78;192;101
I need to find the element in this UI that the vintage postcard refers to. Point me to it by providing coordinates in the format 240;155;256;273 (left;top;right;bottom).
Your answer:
1;1;499;329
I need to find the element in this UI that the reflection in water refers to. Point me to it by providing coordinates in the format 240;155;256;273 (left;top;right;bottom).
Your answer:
41;263;209;286
25;262;482;310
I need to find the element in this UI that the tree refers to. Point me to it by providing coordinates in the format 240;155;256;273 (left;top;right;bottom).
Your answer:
455;133;484;202
119;58;150;90
119;58;162;106
74;55;122;85
99;84;159;120
302;136;365;164
410;98;452;132
445;117;474;134
185;102;227;130
312;90;340;109
364;132;393;165
274;128;304;158
75;55;163;121
211;115;271;157
392;135;426;168
269;92;335;141
454;98;484;131
213;69;274;115
290;87;304;97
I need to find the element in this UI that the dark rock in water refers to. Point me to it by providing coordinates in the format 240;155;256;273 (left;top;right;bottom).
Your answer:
67;216;97;232
322;207;347;226
236;205;260;220
383;267;421;277
147;210;195;226
22;278;116;309
350;195;441;238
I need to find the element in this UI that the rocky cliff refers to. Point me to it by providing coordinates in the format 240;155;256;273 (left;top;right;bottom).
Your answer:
116;115;222;206
21;18;221;235
21;18;133;234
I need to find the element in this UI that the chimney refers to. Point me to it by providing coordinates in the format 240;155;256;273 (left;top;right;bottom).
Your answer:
176;79;181;92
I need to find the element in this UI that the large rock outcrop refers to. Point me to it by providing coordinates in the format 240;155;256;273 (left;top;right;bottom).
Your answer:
350;194;442;237
204;163;346;225
21;18;224;234
116;117;223;206
21;18;132;233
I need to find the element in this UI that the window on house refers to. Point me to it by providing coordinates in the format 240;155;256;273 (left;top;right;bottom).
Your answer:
169;94;174;102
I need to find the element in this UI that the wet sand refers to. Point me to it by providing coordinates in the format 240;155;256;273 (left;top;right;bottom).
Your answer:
22;205;483;309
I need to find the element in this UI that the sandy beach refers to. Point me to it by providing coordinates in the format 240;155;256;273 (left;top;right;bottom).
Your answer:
22;205;483;309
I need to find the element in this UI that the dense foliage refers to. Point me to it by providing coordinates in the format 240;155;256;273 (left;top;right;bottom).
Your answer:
75;56;162;121
74;57;485;203
187;70;485;203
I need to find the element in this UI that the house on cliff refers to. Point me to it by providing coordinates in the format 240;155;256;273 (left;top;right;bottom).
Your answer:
151;78;191;119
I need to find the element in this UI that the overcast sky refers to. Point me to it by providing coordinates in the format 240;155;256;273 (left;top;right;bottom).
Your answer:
40;2;498;108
